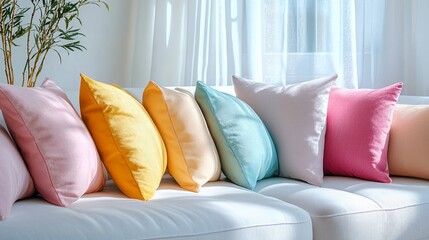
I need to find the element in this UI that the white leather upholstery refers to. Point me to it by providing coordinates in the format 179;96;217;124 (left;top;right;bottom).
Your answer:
0;179;312;240
255;176;429;240
2;85;429;240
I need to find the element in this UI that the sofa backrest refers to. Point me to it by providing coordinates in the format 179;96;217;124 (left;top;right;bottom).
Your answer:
398;95;429;105
1;85;429;131
65;86;236;115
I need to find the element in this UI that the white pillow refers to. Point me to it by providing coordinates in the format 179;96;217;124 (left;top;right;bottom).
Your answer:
232;75;337;186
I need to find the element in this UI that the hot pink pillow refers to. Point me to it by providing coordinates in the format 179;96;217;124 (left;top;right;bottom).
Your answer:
323;83;403;182
0;80;104;206
0;125;35;220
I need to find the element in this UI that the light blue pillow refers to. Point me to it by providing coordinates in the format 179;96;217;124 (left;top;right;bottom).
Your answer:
195;81;278;189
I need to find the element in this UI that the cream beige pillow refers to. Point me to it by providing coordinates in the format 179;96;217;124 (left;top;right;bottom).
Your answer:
388;104;429;179
143;81;221;192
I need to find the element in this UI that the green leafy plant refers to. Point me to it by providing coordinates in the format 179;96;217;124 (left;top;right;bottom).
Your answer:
0;0;108;87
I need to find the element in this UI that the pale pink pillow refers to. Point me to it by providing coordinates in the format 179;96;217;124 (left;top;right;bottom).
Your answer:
324;83;403;182
0;124;35;220
0;80;104;207
233;75;336;186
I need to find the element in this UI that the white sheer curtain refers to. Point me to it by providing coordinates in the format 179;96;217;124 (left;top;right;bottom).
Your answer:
356;0;429;95
129;0;357;87
127;0;429;95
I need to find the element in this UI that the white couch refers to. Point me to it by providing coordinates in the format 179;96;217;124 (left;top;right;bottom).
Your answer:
0;87;428;240
256;176;429;240
0;178;311;240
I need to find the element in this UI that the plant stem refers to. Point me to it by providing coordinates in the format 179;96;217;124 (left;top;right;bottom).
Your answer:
34;12;61;87
0;1;11;84
23;0;38;87
6;0;17;85
0;0;17;85
28;1;58;87
2;0;108;87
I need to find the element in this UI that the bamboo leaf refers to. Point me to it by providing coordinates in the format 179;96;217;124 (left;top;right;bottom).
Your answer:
1;0;109;86
53;48;62;63
102;2;109;11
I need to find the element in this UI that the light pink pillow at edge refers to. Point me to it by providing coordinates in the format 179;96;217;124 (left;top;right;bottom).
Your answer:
0;125;35;220
0;80;104;207
388;105;429;179
324;83;403;182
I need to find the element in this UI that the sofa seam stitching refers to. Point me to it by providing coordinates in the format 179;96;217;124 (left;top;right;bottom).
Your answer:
310;202;429;219
133;221;311;240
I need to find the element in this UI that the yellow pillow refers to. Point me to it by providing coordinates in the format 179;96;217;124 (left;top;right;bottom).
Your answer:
80;74;167;200
143;81;221;192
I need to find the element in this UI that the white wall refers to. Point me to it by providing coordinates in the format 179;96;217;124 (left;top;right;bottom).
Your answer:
1;0;135;90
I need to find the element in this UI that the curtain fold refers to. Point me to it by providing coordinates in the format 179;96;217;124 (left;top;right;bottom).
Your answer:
356;0;429;95
127;0;429;95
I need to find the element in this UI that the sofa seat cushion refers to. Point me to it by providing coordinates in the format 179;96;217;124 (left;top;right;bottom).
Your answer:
255;176;429;240
0;179;312;240
322;176;429;240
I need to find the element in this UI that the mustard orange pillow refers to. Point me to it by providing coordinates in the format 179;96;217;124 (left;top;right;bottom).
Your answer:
143;81;221;192
79;74;167;200
388;105;429;180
